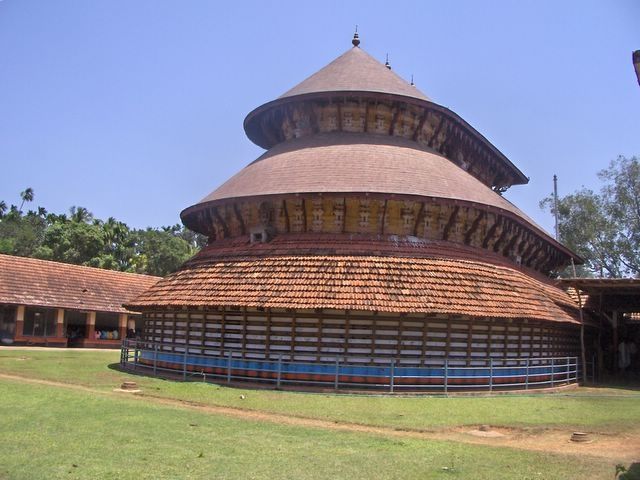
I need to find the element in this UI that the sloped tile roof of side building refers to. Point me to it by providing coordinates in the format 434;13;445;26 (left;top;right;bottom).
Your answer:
0;254;160;313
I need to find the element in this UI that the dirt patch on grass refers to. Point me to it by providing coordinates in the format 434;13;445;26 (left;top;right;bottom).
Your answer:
1;372;637;463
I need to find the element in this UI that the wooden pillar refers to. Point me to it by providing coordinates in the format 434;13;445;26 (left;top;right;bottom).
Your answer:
612;310;619;372
55;308;65;338
86;311;96;340
15;305;25;338
118;313;127;341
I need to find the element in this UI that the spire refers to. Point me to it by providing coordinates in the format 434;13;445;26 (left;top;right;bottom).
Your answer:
352;26;360;47
410;74;414;86
385;53;391;70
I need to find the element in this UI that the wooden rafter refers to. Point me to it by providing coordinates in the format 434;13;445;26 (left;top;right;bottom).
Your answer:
464;210;485;245
482;216;501;248
517;234;529;254
439;123;455;155
492;223;510;252
388;103;400;135
363;102;370;133
282;200;290;233
301;198;307;232
520;241;537;263
233;204;246;235
412;110;429;141
379;199;388;235
524;245;543;267
307;103;320;134
442;206;460;241
212;207;230;238
428;115;446;148
501;228;521;256
413;202;426;236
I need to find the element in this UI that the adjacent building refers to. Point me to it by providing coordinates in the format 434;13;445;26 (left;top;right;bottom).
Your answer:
0;254;160;348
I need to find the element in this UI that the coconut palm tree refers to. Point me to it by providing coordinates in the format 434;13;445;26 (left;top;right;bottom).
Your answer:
19;188;34;212
69;206;93;223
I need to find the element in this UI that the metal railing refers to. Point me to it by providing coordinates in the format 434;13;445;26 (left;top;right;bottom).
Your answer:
120;339;579;392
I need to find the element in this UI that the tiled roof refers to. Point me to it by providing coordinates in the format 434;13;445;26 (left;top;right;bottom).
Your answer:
128;236;579;324
0;254;161;313
193;133;542;231
279;46;429;101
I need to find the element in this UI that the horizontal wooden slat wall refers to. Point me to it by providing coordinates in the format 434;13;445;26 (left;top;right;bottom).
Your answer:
143;308;580;366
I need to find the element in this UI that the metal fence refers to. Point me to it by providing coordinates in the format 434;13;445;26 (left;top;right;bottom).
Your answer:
120;339;579;392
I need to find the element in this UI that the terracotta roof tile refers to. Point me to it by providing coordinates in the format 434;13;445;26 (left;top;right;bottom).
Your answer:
128;236;578;324
279;47;429;101
195;133;542;231
0;254;161;313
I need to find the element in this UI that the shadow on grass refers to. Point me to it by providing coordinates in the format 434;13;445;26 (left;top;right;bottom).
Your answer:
618;462;640;480
590;374;640;392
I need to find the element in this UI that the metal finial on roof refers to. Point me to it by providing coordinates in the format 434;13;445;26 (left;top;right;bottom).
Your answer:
385;54;391;70
410;74;414;86
352;26;360;47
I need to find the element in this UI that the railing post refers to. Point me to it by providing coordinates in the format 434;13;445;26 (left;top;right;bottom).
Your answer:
276;354;283;389
489;358;493;393
389;360;395;393
133;341;138;371
226;351;232;383
444;358;448;395
525;358;529;390
334;358;340;390
153;343;158;376
550;357;555;386
182;349;187;381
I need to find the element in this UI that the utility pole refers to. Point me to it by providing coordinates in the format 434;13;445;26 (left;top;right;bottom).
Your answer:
553;174;559;241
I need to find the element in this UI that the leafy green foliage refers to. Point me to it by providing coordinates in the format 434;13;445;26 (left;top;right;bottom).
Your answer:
541;155;640;277
0;188;207;276
130;228;195;276
0;207;48;257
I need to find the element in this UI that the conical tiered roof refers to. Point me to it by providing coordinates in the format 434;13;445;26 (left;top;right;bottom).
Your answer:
125;38;585;391
241;41;528;191
189;133;539;227
173;35;581;280
279;46;429;101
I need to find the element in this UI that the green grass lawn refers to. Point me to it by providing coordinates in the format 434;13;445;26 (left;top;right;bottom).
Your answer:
1;349;639;433
0;378;616;480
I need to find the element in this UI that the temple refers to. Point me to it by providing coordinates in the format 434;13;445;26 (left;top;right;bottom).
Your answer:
126;35;588;389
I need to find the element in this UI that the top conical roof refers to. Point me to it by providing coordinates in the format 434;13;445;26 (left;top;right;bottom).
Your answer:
278;46;429;101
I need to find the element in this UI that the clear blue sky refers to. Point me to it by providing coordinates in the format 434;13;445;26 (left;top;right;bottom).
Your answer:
1;1;638;236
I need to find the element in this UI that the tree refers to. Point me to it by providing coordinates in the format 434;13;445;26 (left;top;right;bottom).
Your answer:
37;219;106;266
130;228;196;276
19;187;34;212
0;189;204;275
0;212;47;257
69;206;93;224
541;155;640;277
100;217;134;271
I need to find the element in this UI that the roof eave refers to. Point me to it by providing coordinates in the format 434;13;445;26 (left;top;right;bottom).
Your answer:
243;91;529;187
